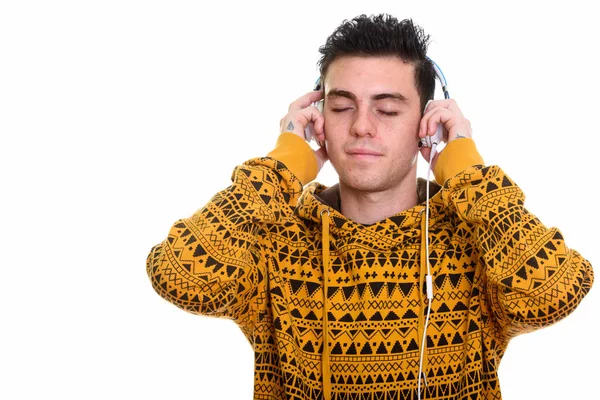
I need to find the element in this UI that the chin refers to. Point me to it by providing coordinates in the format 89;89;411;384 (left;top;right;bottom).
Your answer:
332;160;416;193
335;168;391;193
343;177;393;193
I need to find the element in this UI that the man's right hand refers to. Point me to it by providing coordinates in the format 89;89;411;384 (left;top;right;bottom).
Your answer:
279;90;328;171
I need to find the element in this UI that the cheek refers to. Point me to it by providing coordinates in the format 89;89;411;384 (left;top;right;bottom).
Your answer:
323;117;343;143
323;115;339;135
392;118;421;146
407;114;422;134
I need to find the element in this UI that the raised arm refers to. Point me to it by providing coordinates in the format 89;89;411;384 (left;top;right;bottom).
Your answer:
146;132;318;334
437;141;594;339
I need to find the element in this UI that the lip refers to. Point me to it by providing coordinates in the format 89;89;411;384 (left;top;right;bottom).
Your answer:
346;148;383;157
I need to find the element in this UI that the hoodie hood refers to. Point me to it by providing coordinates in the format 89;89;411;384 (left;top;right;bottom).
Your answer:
296;178;445;229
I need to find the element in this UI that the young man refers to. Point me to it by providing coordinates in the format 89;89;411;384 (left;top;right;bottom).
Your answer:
146;14;593;399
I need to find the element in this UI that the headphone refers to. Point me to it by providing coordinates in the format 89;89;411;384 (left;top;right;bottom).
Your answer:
419;58;450;149
303;80;324;143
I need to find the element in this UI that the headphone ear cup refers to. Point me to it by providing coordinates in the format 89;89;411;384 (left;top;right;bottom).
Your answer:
316;99;324;113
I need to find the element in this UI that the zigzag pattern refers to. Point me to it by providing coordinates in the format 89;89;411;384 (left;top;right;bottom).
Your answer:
147;160;593;399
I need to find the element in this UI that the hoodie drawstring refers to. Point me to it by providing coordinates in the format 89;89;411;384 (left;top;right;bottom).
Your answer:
320;209;332;400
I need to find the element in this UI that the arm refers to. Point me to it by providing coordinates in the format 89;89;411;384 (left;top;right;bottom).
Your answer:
437;140;594;339
146;133;318;332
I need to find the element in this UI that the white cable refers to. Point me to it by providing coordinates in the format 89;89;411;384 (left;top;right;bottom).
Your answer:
417;143;437;400
417;59;448;399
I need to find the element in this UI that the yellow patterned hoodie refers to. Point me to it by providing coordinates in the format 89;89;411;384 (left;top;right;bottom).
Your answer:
147;133;593;400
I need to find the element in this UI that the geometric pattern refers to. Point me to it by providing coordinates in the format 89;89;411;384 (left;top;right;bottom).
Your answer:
147;157;594;399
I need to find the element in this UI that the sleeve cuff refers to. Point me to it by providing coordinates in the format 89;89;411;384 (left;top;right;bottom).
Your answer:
266;132;318;185
433;138;485;185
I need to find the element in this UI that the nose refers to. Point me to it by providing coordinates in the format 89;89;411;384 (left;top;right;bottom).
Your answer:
351;106;376;138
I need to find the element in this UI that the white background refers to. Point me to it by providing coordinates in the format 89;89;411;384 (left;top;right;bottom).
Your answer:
1;1;598;399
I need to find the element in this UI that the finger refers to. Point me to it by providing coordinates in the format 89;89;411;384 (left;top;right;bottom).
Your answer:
419;101;443;137
424;99;464;119
314;114;325;143
420;106;447;137
427;106;459;137
422;99;437;115
281;105;323;137
428;108;449;137
288;90;324;113
445;99;463;116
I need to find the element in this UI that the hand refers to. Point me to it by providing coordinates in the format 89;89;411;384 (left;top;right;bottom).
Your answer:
418;99;473;168
279;90;328;171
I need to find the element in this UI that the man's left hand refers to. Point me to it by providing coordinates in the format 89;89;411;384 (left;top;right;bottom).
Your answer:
418;99;473;167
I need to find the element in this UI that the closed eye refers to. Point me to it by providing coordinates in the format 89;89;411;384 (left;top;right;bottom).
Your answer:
331;108;398;116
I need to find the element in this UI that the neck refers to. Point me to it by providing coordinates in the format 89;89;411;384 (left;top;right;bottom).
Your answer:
339;173;418;225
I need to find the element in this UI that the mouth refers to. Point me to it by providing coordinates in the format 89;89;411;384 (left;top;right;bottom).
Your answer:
346;148;384;158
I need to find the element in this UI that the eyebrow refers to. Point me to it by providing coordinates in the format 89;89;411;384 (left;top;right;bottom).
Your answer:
327;88;408;103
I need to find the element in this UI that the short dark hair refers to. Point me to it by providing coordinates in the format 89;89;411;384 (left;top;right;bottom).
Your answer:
317;14;435;112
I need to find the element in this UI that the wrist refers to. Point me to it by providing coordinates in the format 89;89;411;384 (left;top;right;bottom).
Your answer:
267;133;318;185
433;138;484;185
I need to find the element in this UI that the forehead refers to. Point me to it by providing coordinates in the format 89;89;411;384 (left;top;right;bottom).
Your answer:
324;55;418;98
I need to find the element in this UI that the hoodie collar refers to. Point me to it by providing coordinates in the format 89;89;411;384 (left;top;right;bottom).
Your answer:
296;178;445;230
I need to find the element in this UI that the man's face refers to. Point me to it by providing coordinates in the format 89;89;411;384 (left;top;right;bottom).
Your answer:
322;55;422;193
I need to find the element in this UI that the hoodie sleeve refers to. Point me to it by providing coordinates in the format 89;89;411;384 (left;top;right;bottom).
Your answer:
146;133;317;331
437;142;594;340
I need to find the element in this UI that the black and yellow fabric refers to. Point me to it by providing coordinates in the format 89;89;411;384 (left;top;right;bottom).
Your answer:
147;133;593;399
